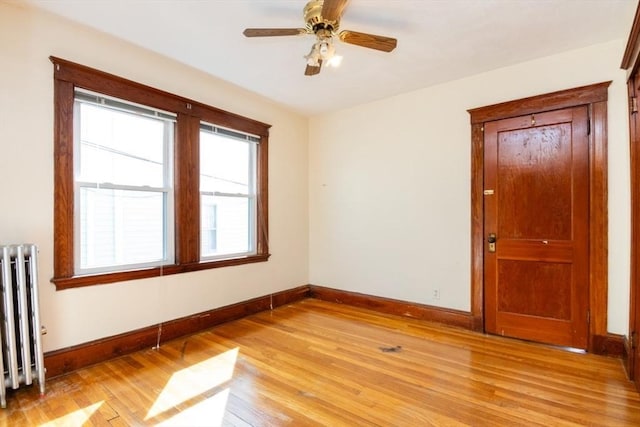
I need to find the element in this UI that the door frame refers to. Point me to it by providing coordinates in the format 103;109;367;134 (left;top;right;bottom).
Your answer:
622;0;640;386
626;71;639;382
468;82;610;353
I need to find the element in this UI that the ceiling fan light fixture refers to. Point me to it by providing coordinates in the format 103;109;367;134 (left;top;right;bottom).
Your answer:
305;36;337;68
305;44;321;66
326;54;343;68
318;39;335;60
306;56;320;67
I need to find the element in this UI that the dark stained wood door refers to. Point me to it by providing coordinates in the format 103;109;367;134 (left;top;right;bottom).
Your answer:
483;106;589;349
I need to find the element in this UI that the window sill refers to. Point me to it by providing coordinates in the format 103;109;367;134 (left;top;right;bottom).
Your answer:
51;253;271;290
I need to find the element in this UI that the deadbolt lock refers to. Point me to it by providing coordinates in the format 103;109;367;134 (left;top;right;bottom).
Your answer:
487;233;497;253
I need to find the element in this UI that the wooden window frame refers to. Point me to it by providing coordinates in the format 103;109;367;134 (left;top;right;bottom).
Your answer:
51;57;271;290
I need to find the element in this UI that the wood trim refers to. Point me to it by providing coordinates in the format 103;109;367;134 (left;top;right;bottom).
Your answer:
309;285;474;330
591;334;625;358
51;254;271;290
52;78;75;279
44;285;311;378
624;335;633;378
49;56;271;136
470;122;485;332
468;82;611;354
621;1;640;70
627;70;640;387
175;113;201;264
50;57;272;289
624;11;640;387
628;75;638;382
468;82;610;124
195;105;270;139
257;134;269;256
590;101;609;342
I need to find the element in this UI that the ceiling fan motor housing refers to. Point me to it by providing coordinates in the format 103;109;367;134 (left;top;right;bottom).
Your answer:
304;0;339;34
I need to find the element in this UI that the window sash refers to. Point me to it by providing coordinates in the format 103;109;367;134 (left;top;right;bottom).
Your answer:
199;123;258;261
75;186;174;274
199;193;257;260
72;93;175;275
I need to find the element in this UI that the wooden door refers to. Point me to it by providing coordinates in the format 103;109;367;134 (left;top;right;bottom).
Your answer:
483;106;589;349
629;70;640;388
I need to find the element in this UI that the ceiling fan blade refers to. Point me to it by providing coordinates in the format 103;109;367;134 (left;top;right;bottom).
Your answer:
305;60;323;76
243;28;306;37
322;0;350;23
339;30;397;52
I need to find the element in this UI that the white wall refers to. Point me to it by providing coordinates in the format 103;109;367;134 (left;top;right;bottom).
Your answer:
309;39;631;335
0;2;309;351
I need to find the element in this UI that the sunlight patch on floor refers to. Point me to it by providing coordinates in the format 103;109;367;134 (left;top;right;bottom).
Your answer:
39;401;103;426
145;347;238;420
156;388;230;427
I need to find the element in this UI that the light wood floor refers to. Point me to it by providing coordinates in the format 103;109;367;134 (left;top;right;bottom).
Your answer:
2;299;640;426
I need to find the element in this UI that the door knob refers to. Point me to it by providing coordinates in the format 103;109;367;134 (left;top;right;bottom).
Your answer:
487;233;496;252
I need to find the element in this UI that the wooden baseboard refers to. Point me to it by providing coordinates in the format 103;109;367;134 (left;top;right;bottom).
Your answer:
44;285;311;379
592;333;625;357
44;284;624;380
309;285;475;330
623;335;633;379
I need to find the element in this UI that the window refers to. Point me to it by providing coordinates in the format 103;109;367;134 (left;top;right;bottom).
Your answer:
199;123;259;260
75;90;175;274
52;57;270;289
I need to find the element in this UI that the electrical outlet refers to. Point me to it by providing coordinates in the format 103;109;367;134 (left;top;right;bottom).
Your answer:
432;288;440;300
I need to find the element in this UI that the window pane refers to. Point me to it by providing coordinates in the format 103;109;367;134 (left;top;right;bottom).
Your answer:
80;188;168;269
200;131;251;194
200;195;252;257
78;102;169;187
201;199;217;254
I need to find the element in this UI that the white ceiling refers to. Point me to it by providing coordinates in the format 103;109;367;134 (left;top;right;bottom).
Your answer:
23;0;638;116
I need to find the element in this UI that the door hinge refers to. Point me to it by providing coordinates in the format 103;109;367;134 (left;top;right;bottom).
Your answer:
587;310;590;324
587;119;591;135
632;331;637;350
631;96;638;114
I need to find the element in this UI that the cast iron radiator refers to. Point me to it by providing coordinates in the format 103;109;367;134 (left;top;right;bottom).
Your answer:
0;244;45;408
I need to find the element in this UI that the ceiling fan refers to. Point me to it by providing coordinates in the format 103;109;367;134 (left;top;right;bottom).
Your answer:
243;0;397;76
